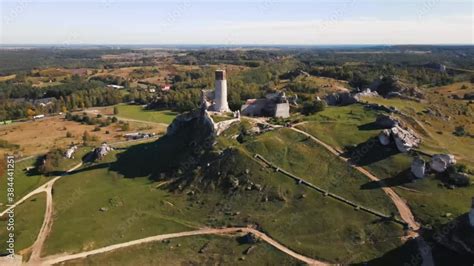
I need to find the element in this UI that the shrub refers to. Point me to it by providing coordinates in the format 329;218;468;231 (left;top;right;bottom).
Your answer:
302;100;326;115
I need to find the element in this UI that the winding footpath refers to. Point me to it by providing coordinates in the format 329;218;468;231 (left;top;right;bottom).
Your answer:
37;227;329;265
290;126;420;233
289;125;435;265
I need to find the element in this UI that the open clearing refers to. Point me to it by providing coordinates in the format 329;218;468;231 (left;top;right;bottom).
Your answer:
0;115;166;158
98;104;178;125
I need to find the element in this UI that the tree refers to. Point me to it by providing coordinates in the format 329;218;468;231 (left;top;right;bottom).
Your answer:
83;130;91;142
121;122;130;131
302;100;325;115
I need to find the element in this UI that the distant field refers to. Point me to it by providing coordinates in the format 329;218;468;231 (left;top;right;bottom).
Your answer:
0;193;46;253
0;115;165;158
114;105;178;124
0;74;16;82
62;234;299;266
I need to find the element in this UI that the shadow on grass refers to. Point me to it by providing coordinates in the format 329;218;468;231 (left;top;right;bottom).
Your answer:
360;169;412;190
108;114;214;181
357;122;386;131
345;137;400;166
363;214;474;266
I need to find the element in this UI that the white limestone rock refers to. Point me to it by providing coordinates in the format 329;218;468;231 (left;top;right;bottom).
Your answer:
378;129;392;145
65;145;78;159
391;126;420;153
430;154;456;173
94;143;113;160
411;157;426;179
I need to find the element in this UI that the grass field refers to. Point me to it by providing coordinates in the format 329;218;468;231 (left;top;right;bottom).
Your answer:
61;234;299;266
112;105;177;124
294;103;474;228
297;104;383;149
44;126;405;264
0;193;46;253
0;147;90;212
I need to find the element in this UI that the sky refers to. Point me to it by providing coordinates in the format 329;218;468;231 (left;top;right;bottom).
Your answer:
0;0;473;45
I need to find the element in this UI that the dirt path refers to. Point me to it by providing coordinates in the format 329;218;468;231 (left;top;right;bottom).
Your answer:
38;227;329;266
0;163;82;218
290;127;420;232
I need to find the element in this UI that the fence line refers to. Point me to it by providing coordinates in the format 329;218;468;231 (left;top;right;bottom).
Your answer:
254;154;407;227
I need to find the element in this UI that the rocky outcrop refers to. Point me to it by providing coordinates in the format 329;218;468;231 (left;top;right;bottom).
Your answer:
370;76;424;99
64;145;78;159
430;154;456;173
392;126;420;153
325;92;358;106
354;88;379;99
411;157;426;179
93;143;112;160
379;125;421;153
167;108;240;138
378;129;391;145
376;114;402;128
214;117;241;136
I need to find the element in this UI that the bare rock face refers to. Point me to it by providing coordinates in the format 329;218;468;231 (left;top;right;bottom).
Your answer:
325;92;358;106
377;125;420;152
430;154;456;173
375;114;401;128
378;129;391;146
391;126;420;153
411;157;426;179
94;143;113;160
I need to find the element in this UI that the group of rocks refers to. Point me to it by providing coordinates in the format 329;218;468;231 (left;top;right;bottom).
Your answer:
376;114;421;153
325;89;379;106
93;143;113;160
411;154;471;186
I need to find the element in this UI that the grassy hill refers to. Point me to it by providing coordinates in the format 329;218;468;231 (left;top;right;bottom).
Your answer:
43;112;405;264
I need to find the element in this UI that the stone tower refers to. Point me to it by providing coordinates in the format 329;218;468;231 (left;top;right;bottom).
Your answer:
213;70;230;113
469;197;474;227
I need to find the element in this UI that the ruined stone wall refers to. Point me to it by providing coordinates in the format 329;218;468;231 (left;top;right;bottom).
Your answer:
274;103;290;118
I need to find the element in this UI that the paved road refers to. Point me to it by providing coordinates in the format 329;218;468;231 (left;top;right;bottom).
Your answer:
38;227;329;266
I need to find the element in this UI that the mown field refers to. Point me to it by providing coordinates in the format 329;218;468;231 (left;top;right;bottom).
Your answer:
107;104;178;125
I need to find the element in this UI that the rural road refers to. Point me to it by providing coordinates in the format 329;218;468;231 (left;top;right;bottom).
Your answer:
38;227;330;266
